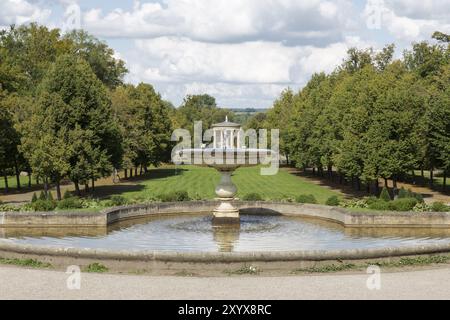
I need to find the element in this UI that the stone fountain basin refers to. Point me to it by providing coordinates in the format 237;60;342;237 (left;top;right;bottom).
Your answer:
1;202;450;274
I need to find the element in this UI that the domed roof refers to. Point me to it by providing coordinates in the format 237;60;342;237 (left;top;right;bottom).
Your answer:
211;116;241;128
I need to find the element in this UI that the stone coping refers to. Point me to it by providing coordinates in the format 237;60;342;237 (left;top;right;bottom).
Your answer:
0;241;450;263
0;201;449;228
0;201;450;263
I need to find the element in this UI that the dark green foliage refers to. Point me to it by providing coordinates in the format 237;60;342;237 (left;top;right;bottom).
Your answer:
397;187;410;198
388;198;418;212
31;193;38;203
325;195;340;206
31;199;56;212
39;191;46;201
368;199;391;211
379;187;391;202
47;191;54;201
159;191;191;202
63;190;72;200
242;193;263;201
57;197;83;210
109;195;128;206
431;202;450;212
295;194;317;204
413;192;424;203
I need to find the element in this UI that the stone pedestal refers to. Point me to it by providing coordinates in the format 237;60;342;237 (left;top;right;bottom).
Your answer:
213;170;239;223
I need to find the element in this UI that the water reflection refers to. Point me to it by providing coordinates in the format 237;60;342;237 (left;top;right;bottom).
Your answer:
1;214;450;253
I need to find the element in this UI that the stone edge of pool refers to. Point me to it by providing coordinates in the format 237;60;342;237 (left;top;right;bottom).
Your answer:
1;201;449;229
1;202;450;265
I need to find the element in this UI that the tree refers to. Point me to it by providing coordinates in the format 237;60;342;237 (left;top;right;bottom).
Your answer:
64;30;127;89
20;93;71;199
0;100;20;192
177;94;235;132
37;54;123;194
112;83;173;176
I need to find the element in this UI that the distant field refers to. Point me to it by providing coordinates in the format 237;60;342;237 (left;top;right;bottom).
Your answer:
121;165;341;204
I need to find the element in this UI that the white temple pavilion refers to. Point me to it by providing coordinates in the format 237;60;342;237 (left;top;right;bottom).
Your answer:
211;116;242;149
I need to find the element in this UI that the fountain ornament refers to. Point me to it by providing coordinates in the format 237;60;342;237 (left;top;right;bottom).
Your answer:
173;117;278;224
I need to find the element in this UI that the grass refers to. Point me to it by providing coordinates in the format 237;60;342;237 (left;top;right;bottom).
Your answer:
0;257;52;268
293;255;450;274
122;165;341;204
0;175;38;191
83;262;109;273
224;264;260;275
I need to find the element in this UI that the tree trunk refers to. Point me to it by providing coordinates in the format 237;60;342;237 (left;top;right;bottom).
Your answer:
430;167;434;188
56;180;62;201
3;172;8;193
140;165;143;175
327;166;333;181
44;178;49;197
135;167;138;176
286;154;290;166
28;172;32;188
91;176;95;192
14;159;21;190
443;171;447;192
36;176;40;185
339;174;343;185
129;168;133;178
356;177;361;191
74;181;81;196
366;181;370;194
312;167;316;175
144;165;148;173
375;179;380;195
124;169;128;179
384;178;388;188
393;176;398;196
85;183;89;193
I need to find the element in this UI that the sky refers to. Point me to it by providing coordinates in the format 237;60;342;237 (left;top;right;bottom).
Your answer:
0;0;449;108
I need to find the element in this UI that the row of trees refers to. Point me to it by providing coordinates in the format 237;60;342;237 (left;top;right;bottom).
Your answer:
0;24;233;199
262;32;449;193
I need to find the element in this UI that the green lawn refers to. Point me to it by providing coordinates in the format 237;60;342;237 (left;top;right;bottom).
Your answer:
413;170;446;188
121;165;341;204
0;175;37;191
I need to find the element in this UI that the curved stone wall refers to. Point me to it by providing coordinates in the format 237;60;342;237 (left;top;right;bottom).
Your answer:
1;201;450;228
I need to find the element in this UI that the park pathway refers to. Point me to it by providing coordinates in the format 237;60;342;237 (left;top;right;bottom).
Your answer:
0;265;449;300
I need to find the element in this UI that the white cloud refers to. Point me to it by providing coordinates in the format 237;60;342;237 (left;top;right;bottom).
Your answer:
363;0;450;42
128;35;371;107
0;0;51;25
83;0;354;45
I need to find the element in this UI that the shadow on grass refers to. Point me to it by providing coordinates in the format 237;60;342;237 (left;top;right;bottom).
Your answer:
88;184;146;199
120;168;187;183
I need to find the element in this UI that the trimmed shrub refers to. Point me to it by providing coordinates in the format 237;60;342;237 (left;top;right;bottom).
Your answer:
109;195;128;206
31;193;38;203
388;198;418;212
413;192;424;203
32;200;56;212
295;194;317;204
63;190;72;200
379;187;391;202
325;195;340;206
159;191;191;202
242;193;263;201
57;197;83;210
368;199;390;211
39;191;47;201
431;202;450;212
397;187;410;199
47;192;54;201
